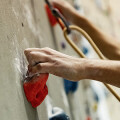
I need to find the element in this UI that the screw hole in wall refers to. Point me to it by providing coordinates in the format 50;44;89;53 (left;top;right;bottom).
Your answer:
22;23;24;27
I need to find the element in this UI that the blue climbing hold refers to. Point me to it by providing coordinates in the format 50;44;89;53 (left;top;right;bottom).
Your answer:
82;47;89;55
64;79;78;94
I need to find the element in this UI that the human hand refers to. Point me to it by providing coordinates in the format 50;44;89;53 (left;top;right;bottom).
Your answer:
24;47;86;81
51;0;78;23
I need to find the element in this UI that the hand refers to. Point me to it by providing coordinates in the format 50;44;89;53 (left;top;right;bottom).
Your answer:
51;0;78;23
24;47;86;81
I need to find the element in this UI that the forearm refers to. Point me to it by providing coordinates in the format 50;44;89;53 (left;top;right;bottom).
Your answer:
80;59;120;87
73;13;120;60
25;47;120;87
52;0;120;59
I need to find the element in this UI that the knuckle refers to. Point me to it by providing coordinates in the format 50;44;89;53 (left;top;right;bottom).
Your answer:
44;47;50;51
24;49;33;58
36;64;42;71
29;51;34;55
26;52;36;62
44;55;49;60
29;52;37;58
24;48;31;54
43;55;51;62
42;47;49;50
42;47;52;55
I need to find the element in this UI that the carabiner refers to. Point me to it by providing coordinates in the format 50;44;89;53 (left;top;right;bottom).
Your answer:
52;8;71;34
45;0;71;34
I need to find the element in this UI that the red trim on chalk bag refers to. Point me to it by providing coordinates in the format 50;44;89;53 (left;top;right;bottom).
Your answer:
23;73;49;108
45;5;57;26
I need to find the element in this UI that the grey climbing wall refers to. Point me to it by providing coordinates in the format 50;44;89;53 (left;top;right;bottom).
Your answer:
0;0;52;120
0;0;71;120
1;0;120;120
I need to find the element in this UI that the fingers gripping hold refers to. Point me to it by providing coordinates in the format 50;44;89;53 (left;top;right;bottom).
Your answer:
24;50;50;66
29;63;51;76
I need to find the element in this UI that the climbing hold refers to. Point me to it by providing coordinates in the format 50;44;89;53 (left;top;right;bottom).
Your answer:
23;73;49;108
93;103;98;112
82;47;89;55
86;116;91;120
61;42;66;49
64;79;78;94
93;91;99;103
74;4;81;11
49;107;70;120
45;5;57;26
91;86;100;102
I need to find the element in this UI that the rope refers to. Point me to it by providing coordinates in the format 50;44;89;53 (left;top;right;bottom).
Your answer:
63;25;120;102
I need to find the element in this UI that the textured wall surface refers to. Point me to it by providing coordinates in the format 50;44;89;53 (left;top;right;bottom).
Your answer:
0;0;72;119
1;0;120;120
0;0;54;120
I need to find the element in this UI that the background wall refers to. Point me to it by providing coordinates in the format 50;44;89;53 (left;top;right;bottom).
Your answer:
0;0;120;120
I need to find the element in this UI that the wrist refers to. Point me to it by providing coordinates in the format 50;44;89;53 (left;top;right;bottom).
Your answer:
84;59;105;81
75;58;90;80
76;59;99;81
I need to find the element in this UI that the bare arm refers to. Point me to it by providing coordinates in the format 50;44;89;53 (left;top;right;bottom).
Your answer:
24;48;120;88
74;15;120;60
81;59;120;88
52;0;120;60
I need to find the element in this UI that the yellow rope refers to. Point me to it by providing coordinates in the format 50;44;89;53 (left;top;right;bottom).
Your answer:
63;25;120;102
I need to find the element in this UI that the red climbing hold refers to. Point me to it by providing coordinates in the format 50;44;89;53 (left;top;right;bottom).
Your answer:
86;117;91;120
45;5;57;26
23;73;49;108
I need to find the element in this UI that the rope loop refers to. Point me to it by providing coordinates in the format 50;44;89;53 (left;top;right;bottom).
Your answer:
63;25;120;102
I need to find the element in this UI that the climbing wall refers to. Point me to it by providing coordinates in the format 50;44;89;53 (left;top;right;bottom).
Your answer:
1;0;120;120
0;0;71;120
47;0;120;120
0;0;49;120
80;0;120;120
